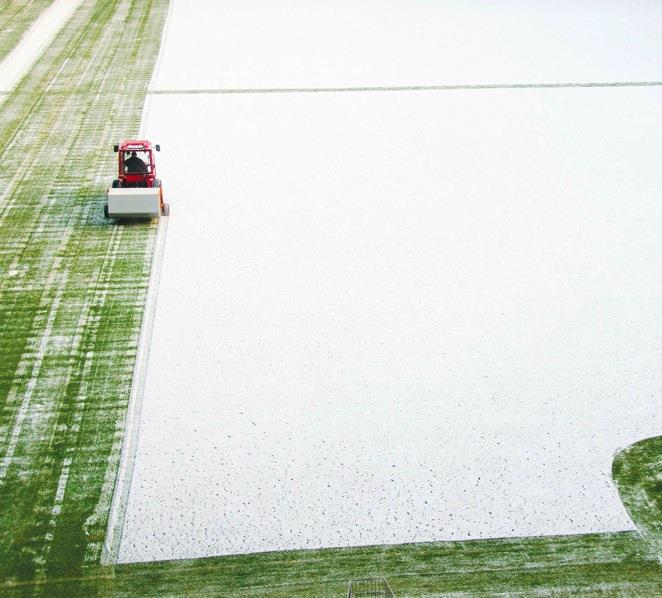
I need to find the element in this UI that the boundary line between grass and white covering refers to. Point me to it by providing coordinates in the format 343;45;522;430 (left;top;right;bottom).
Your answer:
0;0;85;97
100;213;169;565
100;0;176;566
148;80;662;95
101;26;662;566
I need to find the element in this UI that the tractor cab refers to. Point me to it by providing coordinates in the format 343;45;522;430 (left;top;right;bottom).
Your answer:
106;139;169;219
113;140;161;188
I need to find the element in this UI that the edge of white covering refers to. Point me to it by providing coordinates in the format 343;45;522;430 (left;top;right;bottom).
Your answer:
100;0;175;566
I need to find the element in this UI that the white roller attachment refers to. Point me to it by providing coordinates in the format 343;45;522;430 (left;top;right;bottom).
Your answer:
107;188;162;219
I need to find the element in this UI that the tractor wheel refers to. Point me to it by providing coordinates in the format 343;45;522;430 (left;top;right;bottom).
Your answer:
152;179;162;188
112;179;120;188
104;204;109;218
162;203;170;217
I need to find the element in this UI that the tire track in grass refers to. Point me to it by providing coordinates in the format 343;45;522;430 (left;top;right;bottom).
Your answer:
0;0;169;589
0;267;69;482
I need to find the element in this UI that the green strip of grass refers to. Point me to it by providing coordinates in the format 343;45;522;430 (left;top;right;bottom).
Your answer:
7;531;661;596
0;1;55;65
0;0;168;591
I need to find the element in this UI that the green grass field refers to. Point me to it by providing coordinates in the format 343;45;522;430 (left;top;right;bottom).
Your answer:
0;0;165;590
0;1;660;595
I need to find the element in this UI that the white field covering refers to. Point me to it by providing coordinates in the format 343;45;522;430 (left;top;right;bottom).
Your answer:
119;0;662;562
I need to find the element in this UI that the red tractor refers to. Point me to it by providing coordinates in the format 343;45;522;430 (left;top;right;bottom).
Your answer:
105;139;169;219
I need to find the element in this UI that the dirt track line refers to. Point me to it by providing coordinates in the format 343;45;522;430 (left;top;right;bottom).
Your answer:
148;80;662;95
